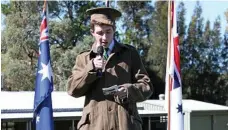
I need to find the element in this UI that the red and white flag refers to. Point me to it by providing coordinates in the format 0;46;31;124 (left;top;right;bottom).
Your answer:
165;1;184;130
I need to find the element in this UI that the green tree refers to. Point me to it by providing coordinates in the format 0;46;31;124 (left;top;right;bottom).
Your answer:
1;1;41;90
177;2;187;45
181;2;227;105
117;1;153;47
48;1;98;49
198;17;224;104
182;1;204;99
145;1;168;98
51;36;92;91
220;9;228;105
46;1;98;90
1;1;97;91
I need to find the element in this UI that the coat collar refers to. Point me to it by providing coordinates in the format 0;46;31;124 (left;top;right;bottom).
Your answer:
89;39;127;55
111;40;127;54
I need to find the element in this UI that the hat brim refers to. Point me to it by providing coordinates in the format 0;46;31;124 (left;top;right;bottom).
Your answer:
86;7;121;19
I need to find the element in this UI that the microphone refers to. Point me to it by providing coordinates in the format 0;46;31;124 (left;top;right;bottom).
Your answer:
97;45;104;77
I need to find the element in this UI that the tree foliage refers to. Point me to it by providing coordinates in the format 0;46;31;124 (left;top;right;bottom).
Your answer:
51;36;92;91
181;2;228;104
1;1;41;90
145;1;168;98
117;1;153;47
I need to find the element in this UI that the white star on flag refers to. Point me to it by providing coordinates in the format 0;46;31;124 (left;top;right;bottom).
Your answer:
36;115;40;123
38;61;53;81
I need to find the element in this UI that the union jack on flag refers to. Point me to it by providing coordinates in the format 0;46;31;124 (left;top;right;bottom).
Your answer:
165;1;184;130
33;1;54;130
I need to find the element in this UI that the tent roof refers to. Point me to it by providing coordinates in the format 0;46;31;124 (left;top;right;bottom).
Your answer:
1;91;228;120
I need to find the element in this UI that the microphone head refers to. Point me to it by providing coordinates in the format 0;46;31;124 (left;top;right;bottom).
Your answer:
97;46;104;55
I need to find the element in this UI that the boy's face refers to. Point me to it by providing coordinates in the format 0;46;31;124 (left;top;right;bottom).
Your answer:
91;24;115;48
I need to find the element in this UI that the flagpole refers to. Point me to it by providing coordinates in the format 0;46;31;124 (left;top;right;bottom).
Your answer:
166;1;172;130
106;0;109;7
45;0;49;32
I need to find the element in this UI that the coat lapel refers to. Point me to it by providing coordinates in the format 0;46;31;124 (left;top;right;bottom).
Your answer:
88;40;127;64
106;40;127;62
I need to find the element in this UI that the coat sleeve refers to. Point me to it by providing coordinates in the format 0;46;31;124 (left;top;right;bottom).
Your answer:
67;54;98;98
122;47;153;102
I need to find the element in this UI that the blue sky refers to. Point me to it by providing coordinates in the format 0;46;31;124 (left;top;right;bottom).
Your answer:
180;0;228;34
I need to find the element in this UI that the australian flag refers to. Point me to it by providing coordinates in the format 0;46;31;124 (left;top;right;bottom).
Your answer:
33;1;54;130
165;1;184;130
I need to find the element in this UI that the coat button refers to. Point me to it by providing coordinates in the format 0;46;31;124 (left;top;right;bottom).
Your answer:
108;107;112;111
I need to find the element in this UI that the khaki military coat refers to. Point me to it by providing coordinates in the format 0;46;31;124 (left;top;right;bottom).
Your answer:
67;41;153;130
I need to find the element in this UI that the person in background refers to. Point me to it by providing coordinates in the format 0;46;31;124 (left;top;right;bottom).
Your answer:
67;7;153;130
